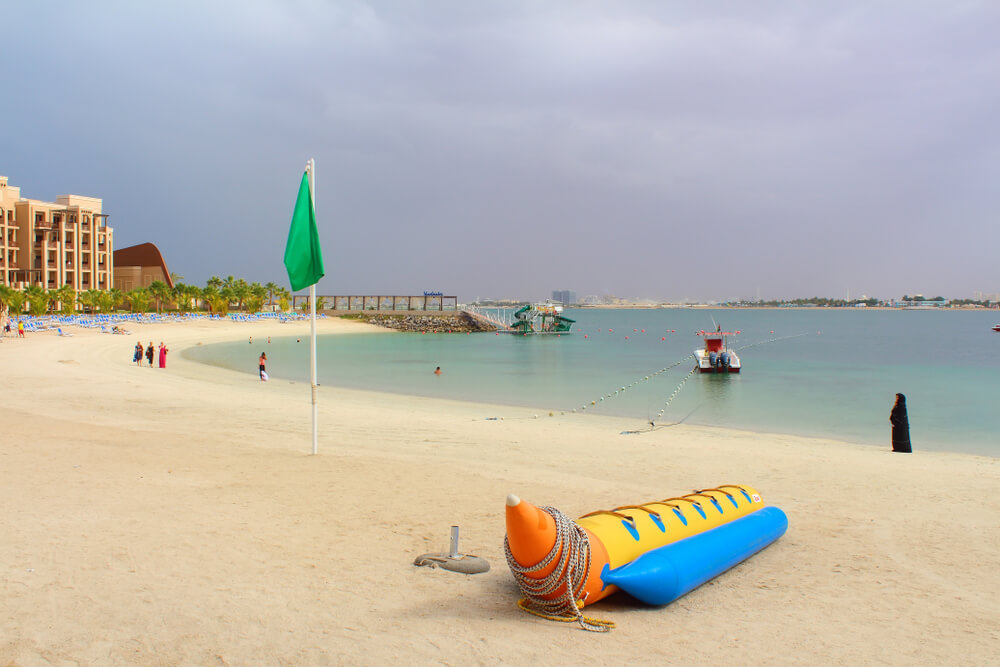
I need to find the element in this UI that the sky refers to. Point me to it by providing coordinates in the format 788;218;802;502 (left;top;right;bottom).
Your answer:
3;1;999;302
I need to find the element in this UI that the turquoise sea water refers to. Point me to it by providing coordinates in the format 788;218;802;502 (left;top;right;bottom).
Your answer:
183;309;1000;456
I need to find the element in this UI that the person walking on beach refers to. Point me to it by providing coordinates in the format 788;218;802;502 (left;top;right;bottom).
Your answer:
145;342;155;368
134;341;143;365
259;352;267;380
18;319;25;338
890;393;911;453
158;341;168;369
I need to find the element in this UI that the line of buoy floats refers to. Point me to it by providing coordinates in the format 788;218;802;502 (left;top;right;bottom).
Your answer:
482;329;816;427
566;355;692;416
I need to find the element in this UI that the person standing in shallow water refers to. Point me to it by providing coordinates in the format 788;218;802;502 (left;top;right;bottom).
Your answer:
890;393;911;453
259;352;267;380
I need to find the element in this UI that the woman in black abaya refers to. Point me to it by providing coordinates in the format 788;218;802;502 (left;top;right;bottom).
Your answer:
890;393;911;453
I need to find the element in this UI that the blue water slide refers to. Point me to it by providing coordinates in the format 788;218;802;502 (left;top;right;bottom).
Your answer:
600;506;787;606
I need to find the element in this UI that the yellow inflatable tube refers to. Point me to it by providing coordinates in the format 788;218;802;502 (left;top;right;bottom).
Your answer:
505;484;766;608
578;484;765;570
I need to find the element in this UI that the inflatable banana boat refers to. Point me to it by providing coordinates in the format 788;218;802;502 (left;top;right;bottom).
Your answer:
504;484;786;622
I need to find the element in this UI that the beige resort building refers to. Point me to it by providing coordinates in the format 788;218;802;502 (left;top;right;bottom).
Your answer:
0;175;114;292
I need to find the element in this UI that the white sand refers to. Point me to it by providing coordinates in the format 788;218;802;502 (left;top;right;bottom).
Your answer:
1;319;997;665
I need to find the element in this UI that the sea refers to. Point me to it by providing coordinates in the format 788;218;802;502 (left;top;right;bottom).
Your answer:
183;308;1000;457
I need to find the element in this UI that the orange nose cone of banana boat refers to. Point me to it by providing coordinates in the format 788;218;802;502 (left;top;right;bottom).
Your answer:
505;494;614;605
505;494;558;571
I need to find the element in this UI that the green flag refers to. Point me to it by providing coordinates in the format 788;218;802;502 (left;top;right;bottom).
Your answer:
283;170;325;291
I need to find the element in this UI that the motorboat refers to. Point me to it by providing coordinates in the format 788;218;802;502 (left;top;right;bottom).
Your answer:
694;328;741;373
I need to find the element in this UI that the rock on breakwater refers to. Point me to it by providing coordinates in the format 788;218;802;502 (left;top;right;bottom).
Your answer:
350;312;497;333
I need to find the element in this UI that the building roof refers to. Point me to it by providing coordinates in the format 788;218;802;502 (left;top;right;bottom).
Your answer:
113;242;174;288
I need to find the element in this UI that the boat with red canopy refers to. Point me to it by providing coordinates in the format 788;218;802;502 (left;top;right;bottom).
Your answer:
694;328;741;373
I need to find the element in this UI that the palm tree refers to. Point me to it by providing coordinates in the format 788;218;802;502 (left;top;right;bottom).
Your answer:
0;285;12;309
276;287;291;312
24;285;48;316
206;275;223;290
5;288;27;316
233;278;250;312
52;284;77;316
264;281;279;307
174;282;201;312
149;280;171;313
97;288;123;314
169;271;184;284
78;289;100;313
185;284;203;312
242;282;267;314
127;287;151;314
219;285;235;315
201;285;228;315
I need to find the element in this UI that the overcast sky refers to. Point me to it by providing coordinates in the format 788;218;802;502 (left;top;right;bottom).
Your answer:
4;1;998;301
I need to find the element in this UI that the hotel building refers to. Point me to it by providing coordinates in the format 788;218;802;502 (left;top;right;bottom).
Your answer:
0;175;114;293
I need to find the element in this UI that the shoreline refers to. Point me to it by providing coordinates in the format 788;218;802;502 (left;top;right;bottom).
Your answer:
182;324;997;459
2;319;997;663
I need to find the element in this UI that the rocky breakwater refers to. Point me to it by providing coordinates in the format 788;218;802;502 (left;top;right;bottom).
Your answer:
354;312;497;333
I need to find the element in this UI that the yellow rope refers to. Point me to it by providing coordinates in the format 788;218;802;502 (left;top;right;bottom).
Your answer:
505;505;615;632
516;597;615;631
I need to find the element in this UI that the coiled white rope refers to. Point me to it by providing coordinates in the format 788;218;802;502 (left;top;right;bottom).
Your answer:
503;505;614;632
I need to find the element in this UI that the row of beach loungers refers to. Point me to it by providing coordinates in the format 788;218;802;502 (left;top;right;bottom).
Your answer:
6;311;326;334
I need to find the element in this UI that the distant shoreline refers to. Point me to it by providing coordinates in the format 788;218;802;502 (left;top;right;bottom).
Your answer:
566;304;998;311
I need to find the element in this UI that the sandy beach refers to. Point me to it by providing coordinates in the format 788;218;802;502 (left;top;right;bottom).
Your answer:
1;318;997;665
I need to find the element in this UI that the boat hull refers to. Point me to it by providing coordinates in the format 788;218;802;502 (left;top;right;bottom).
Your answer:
694;349;741;373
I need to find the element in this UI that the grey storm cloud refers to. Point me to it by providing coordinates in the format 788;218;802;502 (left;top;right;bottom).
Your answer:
4;1;998;301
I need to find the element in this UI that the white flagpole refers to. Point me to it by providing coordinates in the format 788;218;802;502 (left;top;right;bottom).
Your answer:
308;158;319;455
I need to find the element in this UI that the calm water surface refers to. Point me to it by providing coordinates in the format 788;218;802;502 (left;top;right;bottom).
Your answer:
184;309;1000;456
